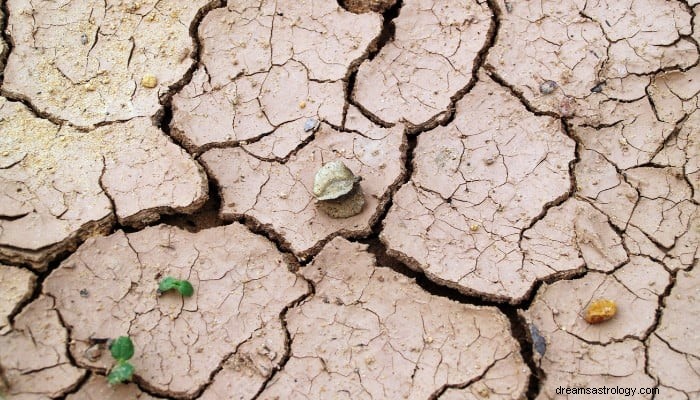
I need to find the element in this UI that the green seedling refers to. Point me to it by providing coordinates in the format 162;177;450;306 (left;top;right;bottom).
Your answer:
158;277;194;297
107;336;135;385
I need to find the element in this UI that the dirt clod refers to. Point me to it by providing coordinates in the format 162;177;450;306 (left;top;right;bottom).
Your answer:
170;0;382;153
258;237;530;399
354;0;492;126
0;98;208;269
0;296;86;399
201;122;405;259
381;74;575;302
43;224;309;398
3;0;209;126
524;257;670;397
648;267;700;396
0;265;35;334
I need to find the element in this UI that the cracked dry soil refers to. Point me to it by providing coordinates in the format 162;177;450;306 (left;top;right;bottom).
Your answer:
0;0;698;399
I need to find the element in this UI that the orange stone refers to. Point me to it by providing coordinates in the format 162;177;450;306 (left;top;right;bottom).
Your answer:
584;299;617;324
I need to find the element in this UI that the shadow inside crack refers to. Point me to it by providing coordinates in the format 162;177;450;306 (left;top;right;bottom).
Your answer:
160;180;227;233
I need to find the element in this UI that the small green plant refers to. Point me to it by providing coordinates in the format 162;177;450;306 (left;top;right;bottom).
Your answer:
108;336;135;385
158;277;194;297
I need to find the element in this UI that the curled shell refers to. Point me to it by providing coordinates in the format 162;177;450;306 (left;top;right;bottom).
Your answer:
584;299;617;324
313;161;360;201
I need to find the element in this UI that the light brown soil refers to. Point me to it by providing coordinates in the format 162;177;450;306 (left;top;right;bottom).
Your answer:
0;265;35;334
259;237;529;399
43;224;308;398
0;0;697;398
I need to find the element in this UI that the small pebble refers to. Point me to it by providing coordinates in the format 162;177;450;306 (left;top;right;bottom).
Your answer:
298;100;306;109
477;386;491;398
584;299;617;324
539;80;558;95
84;344;102;361
141;74;158;88
529;324;546;355
504;0;513;12
303;118;320;133
590;82;605;93
80;33;88;45
79;288;89;298
559;96;575;117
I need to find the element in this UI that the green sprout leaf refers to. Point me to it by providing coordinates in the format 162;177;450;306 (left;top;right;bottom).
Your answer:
158;277;194;297
109;336;134;361
158;277;178;293
107;361;134;385
176;280;194;297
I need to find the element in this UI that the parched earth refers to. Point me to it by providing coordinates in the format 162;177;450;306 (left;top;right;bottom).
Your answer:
0;0;697;399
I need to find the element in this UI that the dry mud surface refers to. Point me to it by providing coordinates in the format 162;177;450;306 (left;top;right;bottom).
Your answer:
0;0;698;399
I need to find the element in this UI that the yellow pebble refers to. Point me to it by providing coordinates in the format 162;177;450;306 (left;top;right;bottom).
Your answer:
141;74;158;88
298;100;306;109
584;299;617;324
470;224;479;232
477;386;490;398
